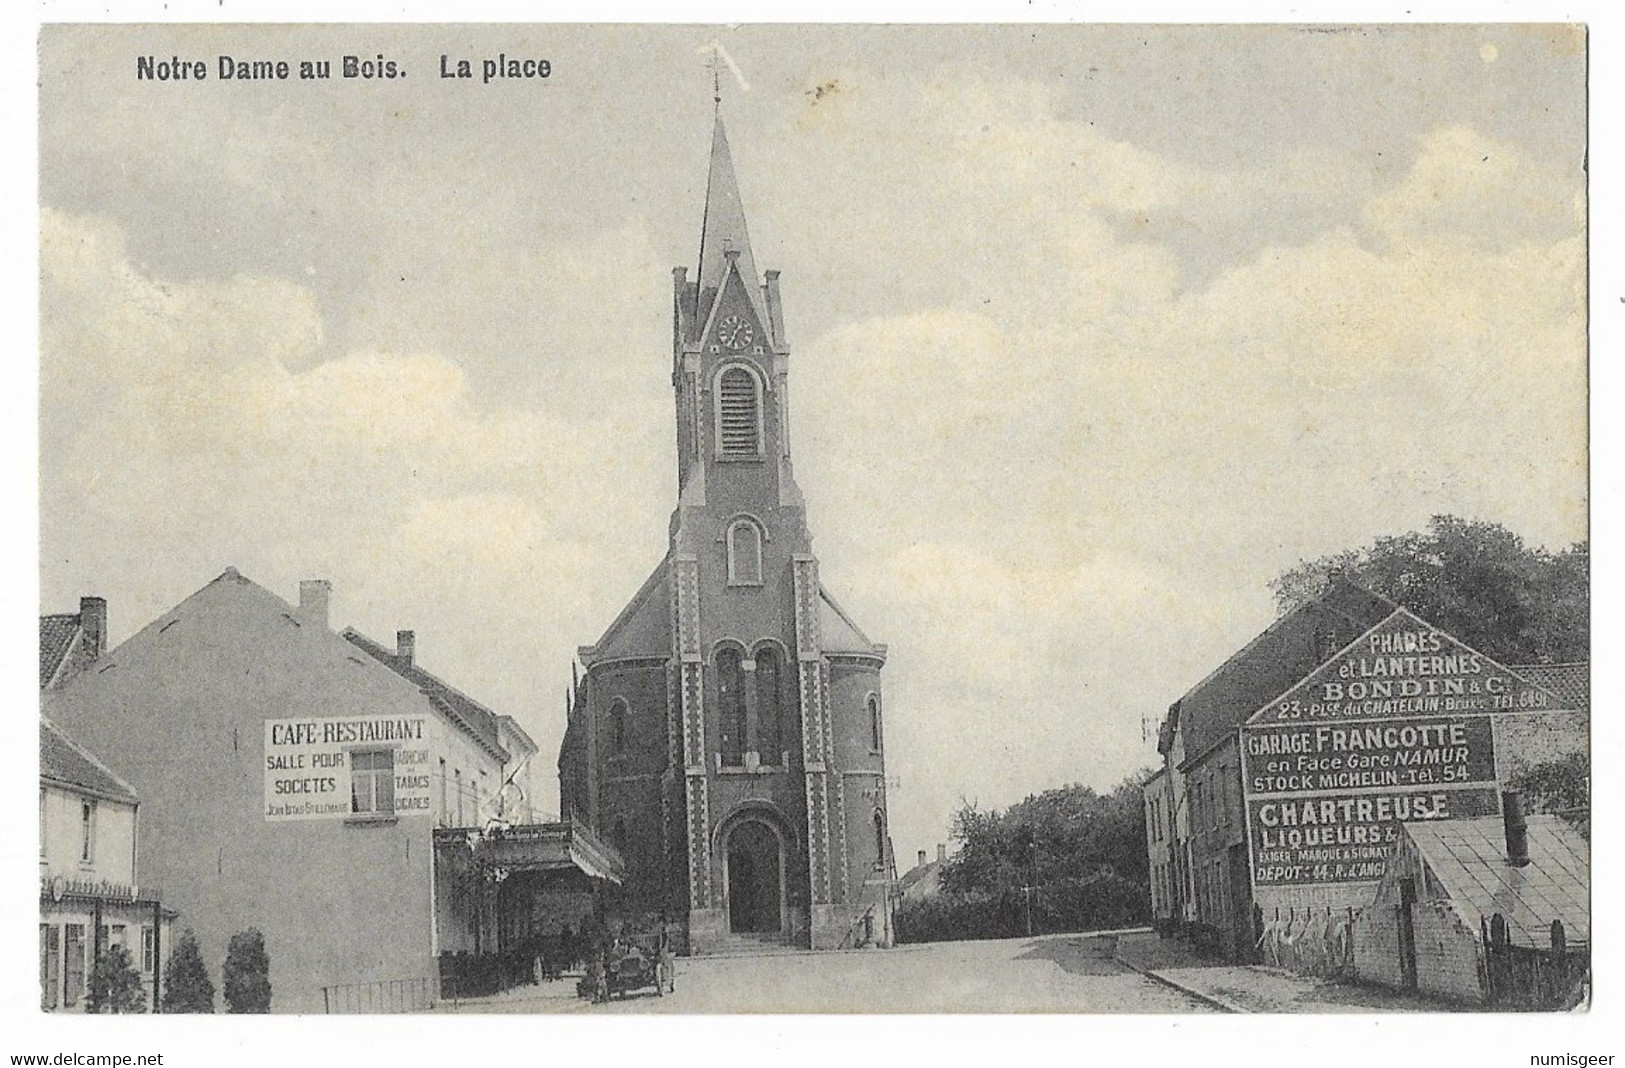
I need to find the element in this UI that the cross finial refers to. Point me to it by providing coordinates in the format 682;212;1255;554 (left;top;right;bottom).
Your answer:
711;49;721;110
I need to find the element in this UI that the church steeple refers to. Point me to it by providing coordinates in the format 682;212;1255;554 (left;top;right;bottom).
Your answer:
695;115;769;329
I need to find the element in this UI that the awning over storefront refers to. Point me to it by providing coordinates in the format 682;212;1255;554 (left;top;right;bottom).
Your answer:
433;818;625;884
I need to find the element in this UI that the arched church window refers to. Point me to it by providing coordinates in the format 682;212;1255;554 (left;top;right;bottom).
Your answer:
609;699;628;755
728;520;763;586
868;694;883;753
717;647;746;767
873;809;887;866
717;365;762;456
756;647;782;765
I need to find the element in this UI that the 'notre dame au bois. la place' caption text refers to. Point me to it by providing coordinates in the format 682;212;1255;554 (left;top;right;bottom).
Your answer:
137;53;552;85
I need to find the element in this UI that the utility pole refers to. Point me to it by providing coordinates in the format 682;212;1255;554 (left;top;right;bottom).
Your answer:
1020;827;1038;937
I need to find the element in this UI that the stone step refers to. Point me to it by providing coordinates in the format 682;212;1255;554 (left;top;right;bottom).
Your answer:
699;933;805;957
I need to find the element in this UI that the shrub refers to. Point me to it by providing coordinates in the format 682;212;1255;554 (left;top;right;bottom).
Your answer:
895;874;1150;945
222;929;271;1013
88;943;147;1013
163;929;215;1013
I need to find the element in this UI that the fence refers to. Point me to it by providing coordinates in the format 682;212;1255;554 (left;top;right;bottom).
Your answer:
1254;905;1355;979
1482;915;1589;1010
320;976;438;1014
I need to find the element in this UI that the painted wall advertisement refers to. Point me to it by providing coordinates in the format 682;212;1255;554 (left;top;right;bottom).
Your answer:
1250;609;1554;726
1243;718;1499;884
263;715;435;821
1241;609;1545;886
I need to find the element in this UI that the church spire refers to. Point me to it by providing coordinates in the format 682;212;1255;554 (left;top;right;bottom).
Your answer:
696;115;762;315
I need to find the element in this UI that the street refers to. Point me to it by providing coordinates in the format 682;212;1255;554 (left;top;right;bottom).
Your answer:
439;931;1216;1014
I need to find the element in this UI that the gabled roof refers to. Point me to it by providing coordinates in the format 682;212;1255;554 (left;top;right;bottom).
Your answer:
819;586;882;657
1511;663;1589;713
498;715;538;759
40;716;137;805
342;630;509;762
898;858;946;901
1247;607;1569;728
40;614;81;689
583;558;671;663
1175;579;1394;763
1407;814;1589;948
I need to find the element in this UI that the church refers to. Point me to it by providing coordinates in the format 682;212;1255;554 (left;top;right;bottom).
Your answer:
558;114;896;953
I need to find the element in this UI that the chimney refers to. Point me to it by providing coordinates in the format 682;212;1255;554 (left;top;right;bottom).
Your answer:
937;843;947;864
1503;791;1530;867
396;630;415;667
298;580;331;629
79;596;107;657
917;850;927;869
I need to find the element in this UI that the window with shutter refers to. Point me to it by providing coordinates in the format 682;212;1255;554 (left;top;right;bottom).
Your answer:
717;366;761;455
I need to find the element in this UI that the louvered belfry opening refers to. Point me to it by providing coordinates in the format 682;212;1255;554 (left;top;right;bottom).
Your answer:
718;366;760;454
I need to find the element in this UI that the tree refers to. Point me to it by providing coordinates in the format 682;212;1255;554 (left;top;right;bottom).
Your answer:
163;929;215;1013
898;773;1154;943
222;929;271;1013
88;943;147;1013
1271;515;1587;664
1508;751;1589;839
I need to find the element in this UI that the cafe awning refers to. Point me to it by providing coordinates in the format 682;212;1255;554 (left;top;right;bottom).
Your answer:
433;818;625;884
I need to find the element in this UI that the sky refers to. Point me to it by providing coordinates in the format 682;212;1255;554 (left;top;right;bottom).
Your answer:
36;23;1587;862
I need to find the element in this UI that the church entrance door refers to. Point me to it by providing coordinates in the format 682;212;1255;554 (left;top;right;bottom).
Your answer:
725;819;783;934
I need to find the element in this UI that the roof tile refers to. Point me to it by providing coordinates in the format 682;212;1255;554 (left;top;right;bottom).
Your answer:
40;717;137;804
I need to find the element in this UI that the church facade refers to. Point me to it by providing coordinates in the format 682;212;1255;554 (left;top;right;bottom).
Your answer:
558;116;896;953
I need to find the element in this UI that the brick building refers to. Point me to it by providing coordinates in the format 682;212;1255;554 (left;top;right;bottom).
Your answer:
1148;578;1588;962
1152;578;1392;956
558;114;897;954
1351;810;1588;1003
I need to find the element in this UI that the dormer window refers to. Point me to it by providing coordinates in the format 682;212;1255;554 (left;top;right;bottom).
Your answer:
716;364;763;456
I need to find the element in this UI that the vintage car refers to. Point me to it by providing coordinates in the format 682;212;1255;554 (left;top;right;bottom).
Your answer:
582;930;675;1002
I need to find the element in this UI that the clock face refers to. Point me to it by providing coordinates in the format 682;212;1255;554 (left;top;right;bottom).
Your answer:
718;314;754;351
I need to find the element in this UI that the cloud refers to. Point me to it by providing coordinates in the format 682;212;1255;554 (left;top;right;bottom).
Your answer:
1365;125;1584;251
39;57;1587;853
39;209;671;749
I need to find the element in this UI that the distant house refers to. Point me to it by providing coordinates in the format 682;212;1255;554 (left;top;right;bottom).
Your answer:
39;716;174;1012
899;844;949;903
1352;808;1588;1004
1143;766;1175;933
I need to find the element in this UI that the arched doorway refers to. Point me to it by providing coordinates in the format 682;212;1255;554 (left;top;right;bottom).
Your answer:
725;819;783;934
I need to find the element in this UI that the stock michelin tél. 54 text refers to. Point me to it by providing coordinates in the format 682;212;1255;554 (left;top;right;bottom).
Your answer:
136;54;404;80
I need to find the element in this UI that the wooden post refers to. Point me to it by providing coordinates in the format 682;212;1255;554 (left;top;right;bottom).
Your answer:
89;897;105;1013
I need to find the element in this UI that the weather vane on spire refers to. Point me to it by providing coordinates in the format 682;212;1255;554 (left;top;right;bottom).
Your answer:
698;39;750;113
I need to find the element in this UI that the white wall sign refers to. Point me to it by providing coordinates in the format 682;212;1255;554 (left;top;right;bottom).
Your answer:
263;716;434;821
